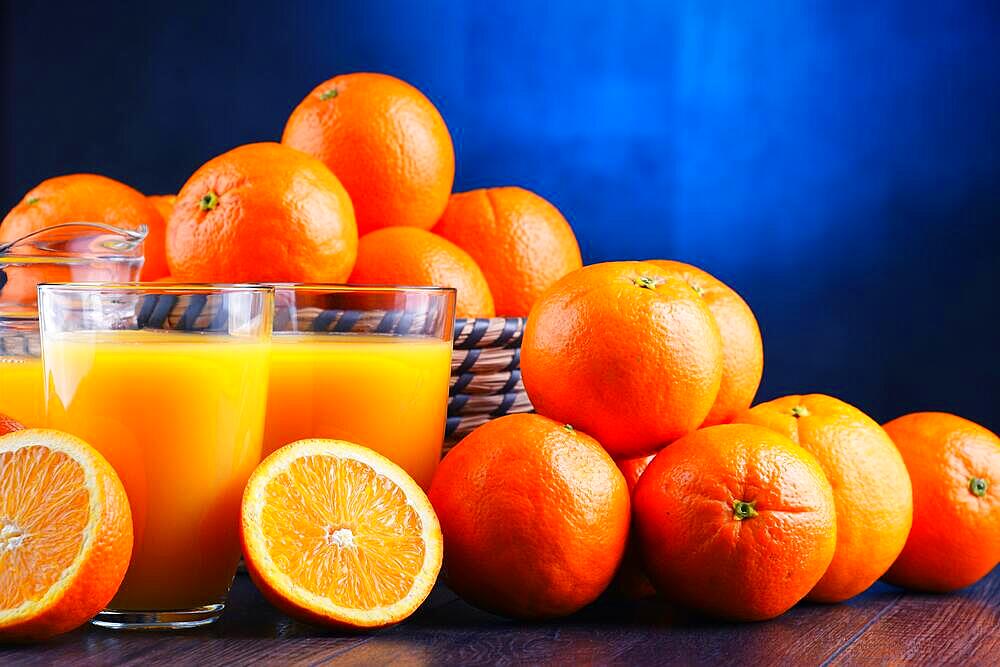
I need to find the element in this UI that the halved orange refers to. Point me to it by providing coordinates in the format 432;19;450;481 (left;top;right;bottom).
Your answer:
240;439;443;630
0;429;133;640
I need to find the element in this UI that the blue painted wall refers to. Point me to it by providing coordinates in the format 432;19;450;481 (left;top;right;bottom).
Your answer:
2;1;998;428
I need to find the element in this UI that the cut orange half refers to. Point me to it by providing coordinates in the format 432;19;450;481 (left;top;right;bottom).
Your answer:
241;439;443;630
0;429;133;640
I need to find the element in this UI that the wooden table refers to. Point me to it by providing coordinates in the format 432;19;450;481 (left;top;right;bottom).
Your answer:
3;569;997;665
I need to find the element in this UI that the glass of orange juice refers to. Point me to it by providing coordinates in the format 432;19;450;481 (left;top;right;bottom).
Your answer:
38;283;273;630
263;285;455;489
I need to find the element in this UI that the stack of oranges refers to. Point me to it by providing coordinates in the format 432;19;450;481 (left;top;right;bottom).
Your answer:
1;70;997;639
434;258;999;622
0;72;583;321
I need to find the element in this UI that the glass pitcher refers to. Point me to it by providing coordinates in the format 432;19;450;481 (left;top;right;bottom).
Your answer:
0;222;147;426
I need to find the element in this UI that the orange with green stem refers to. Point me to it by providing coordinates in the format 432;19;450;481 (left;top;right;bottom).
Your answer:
166;142;357;283
283;72;454;235
633;423;837;621
733;394;913;602
881;412;1000;592
522;261;723;458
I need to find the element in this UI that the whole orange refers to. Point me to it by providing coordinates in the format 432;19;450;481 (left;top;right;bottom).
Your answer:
882;412;1000;592
349;227;495;318
166;142;357;283
617;454;655;496
634;424;837;621
0;173;168;279
645;260;763;426
282;72;454;235
433;187;583;316
147;194;176;223
613;453;657;599
428;414;630;619
521;261;723;458
733;394;913;602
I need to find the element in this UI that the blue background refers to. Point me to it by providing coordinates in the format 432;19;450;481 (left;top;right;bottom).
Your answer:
2;1;997;429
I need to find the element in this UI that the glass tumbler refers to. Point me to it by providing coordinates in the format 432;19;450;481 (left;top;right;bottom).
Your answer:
38;283;273;630
262;284;455;489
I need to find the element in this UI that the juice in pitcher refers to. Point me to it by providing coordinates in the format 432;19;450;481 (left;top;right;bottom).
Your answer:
263;285;456;489
0;356;44;426
40;284;273;630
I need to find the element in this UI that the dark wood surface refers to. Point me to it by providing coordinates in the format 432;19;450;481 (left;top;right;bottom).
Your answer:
3;569;997;665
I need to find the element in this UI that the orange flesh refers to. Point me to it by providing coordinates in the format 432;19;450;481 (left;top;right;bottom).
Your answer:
260;454;426;609
0;446;89;609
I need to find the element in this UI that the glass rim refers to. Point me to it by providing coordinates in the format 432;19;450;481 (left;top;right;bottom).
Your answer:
266;283;457;295
0;221;149;255
37;282;275;294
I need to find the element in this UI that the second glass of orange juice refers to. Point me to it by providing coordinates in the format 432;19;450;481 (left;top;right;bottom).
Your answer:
39;283;273;630
263;285;455;489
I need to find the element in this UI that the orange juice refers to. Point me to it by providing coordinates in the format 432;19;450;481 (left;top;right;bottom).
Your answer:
264;333;452;488
44;329;270;610
0;356;44;426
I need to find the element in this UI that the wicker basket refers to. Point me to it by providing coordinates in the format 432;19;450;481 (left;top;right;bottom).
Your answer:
447;317;533;448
